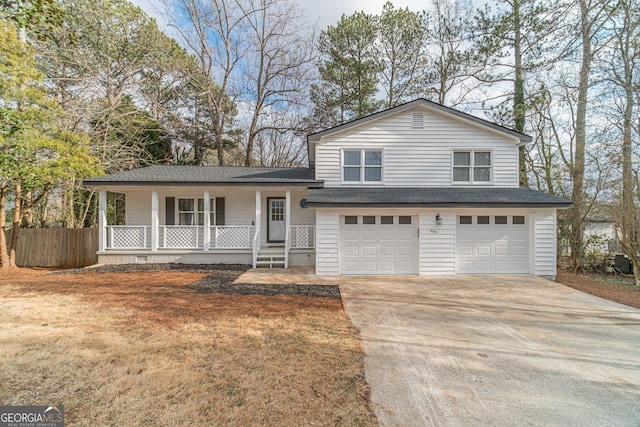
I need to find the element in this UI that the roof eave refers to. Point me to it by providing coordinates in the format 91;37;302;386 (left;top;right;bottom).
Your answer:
307;202;573;208
84;180;324;188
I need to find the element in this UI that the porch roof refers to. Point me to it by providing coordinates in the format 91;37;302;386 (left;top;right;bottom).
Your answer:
306;187;573;208
84;165;323;187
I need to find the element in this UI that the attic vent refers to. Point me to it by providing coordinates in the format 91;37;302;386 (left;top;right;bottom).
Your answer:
412;112;424;128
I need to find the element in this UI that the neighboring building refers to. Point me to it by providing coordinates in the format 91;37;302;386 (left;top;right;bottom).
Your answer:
84;99;571;278
584;205;618;253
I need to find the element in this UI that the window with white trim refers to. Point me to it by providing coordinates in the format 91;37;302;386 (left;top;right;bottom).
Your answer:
453;150;492;183
178;198;214;225
343;149;382;183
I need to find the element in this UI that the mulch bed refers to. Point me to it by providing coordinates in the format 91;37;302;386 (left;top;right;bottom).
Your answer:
51;264;341;299
556;270;640;309
187;276;341;299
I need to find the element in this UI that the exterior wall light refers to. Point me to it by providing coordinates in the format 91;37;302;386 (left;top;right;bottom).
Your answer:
436;213;443;225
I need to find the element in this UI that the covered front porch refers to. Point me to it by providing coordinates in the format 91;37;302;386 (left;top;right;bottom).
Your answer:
97;187;315;268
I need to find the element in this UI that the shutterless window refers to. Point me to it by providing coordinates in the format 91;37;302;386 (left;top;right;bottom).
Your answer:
364;151;382;182
381;216;394;224
399;216;412;225
344;216;358;225
459;216;472;224
513;216;525;225
453;152;471;182
477;216;490;224
495;216;508;224
363;216;376;224
474;152;491;181
343;150;382;182
343;151;361;182
453;150;491;183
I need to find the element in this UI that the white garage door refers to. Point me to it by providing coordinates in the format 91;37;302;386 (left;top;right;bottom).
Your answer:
456;215;530;274
340;215;418;275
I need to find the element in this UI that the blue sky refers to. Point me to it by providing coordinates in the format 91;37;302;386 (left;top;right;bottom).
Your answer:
131;0;429;29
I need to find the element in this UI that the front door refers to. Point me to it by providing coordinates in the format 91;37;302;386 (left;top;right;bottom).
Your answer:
268;198;285;242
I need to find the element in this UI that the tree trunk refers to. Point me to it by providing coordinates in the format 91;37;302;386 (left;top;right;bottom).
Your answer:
9;182;22;268
0;180;9;268
513;0;528;187
569;0;592;273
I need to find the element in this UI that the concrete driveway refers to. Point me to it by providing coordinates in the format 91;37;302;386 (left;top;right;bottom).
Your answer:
339;275;640;427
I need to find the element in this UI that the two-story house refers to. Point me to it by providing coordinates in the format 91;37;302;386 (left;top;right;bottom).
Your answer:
85;99;571;279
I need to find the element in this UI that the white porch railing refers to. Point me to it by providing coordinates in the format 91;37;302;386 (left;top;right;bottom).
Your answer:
290;225;315;249
106;226;150;249
105;224;311;253
160;225;202;248
212;226;255;249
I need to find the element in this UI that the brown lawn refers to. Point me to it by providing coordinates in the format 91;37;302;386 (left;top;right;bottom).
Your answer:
556;269;640;309
0;269;377;426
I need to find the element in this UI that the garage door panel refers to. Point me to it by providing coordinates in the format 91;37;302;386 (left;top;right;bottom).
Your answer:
362;261;378;273
457;216;530;274
380;245;395;256
495;245;509;256
476;260;492;272
477;245;492;256
340;216;418;275
344;245;360;256
362;245;377;256
342;262;359;274
397;245;414;256
380;261;396;273
494;261;510;272
458;245;473;256
510;245;527;256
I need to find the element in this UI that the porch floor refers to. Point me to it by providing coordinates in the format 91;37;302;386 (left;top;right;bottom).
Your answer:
235;267;340;286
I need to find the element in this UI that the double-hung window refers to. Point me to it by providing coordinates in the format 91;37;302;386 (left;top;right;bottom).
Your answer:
177;198;214;225
343;149;382;183
453;150;492;183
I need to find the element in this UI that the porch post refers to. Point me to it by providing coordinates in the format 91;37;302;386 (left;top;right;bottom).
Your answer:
254;190;261;268
203;191;211;251
255;190;261;231
151;190;158;252
98;190;107;252
285;190;291;269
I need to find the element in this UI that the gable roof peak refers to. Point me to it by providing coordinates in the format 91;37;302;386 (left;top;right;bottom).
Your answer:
307;98;532;144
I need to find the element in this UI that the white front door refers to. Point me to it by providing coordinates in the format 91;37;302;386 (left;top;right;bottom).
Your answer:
268;198;286;242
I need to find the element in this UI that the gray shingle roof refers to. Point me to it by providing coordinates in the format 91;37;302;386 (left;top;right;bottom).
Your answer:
84;165;322;187
306;187;572;207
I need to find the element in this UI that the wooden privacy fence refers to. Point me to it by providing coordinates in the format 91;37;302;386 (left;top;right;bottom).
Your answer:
5;228;98;268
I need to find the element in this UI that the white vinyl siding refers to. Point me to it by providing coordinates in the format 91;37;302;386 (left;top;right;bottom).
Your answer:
315;106;519;187
419;211;456;275
125;191;151;225
315;209;340;275
533;211;557;277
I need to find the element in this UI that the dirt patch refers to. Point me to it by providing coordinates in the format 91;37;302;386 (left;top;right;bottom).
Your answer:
556;270;640;309
0;268;376;426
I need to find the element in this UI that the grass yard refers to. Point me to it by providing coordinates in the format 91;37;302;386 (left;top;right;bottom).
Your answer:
0;268;377;426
